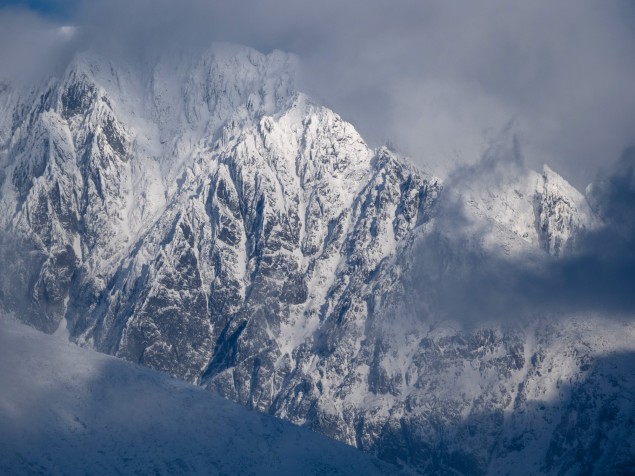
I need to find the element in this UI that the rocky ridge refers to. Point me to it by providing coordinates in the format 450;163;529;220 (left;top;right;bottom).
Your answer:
0;44;632;474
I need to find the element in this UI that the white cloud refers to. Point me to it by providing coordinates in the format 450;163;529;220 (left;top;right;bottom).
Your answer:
2;0;635;186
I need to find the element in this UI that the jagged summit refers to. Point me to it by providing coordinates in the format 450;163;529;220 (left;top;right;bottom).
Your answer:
0;43;632;475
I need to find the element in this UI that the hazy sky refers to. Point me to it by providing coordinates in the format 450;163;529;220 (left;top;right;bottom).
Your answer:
1;0;634;187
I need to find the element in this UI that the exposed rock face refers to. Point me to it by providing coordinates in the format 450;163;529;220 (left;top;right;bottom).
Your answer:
0;44;632;475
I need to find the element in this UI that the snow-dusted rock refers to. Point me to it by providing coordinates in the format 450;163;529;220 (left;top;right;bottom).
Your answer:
0;44;632;475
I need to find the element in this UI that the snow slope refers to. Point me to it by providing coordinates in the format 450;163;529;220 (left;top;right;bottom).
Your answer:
0;318;400;475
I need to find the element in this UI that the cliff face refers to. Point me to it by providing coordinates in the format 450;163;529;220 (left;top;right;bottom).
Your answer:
0;44;632;474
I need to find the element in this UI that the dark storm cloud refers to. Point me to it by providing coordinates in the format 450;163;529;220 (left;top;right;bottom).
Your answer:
3;0;634;187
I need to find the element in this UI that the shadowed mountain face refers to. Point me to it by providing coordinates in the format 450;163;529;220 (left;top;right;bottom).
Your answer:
0;44;633;474
0;318;397;476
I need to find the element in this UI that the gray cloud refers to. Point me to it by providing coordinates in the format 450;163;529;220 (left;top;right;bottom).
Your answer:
3;0;634;187
405;141;635;326
293;0;635;189
0;8;77;83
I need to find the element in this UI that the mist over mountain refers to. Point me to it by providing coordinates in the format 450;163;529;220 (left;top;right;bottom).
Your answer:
0;2;634;475
3;0;635;186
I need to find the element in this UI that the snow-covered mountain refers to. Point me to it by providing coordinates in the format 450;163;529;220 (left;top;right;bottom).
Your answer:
0;317;397;475
0;44;633;474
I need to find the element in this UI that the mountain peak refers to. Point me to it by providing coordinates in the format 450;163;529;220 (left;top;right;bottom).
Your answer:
1;41;631;475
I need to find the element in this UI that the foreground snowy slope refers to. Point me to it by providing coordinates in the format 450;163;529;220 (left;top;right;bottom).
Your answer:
0;318;398;475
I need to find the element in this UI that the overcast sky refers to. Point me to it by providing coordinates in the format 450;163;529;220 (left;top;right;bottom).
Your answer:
1;0;634;187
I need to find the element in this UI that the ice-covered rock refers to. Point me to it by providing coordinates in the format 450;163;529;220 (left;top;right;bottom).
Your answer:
0;43;632;475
